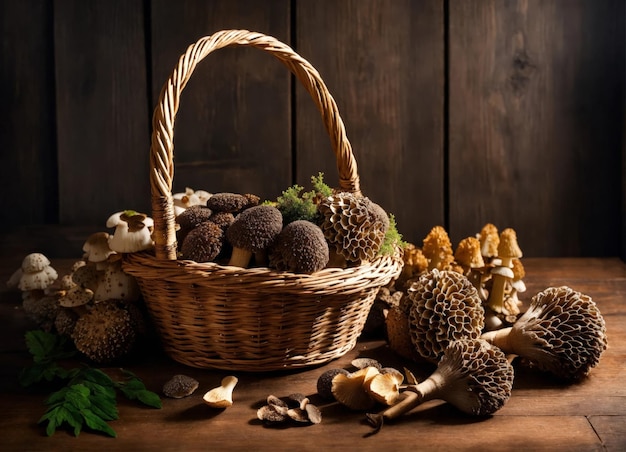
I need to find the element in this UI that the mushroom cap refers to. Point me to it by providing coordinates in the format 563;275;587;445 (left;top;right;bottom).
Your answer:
21;253;51;273
162;374;200;398
498;228;523;260
226;205;283;253
176;205;213;231
18;265;58;291
208;212;235;231
207;192;250;213
317;192;389;263
407;269;485;363
94;261;140;302
107;211;154;253
71;302;136;363
478;223;500;258
510;286;608;380
59;285;94;307
434;338;514;415
83;232;115;263
22;294;59;329
422;226;455;270
454;237;485;269
268;220;329;273
181;221;224;263
71;264;101;290
54;308;79;337
331;366;380;410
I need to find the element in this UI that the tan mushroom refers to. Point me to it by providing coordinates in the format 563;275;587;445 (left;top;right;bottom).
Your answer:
407;269;485;363
422;226;455;271
481;286;608;381
367;339;514;434
331;366;380;411
203;376;238;408
82;232;116;270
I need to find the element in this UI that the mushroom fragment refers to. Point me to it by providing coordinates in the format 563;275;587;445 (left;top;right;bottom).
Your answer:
203;376;238;408
481;286;608;381
257;394;322;425
367;338;514;434
162;375;200;398
331;366;380;411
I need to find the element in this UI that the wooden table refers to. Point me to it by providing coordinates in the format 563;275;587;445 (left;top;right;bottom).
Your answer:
1;256;624;451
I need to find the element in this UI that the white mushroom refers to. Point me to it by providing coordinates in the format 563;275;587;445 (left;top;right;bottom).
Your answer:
203;376;238;408
15;253;58;292
106;211;154;253
94;260;140;303
83;232;116;269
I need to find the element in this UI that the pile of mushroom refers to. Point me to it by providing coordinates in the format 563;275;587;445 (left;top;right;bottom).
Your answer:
361;222;608;432
172;175;401;273
6;210;155;364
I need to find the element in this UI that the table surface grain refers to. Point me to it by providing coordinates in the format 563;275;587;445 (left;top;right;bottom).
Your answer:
0;256;624;452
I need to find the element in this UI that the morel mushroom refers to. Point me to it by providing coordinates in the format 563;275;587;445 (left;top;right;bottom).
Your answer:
180;221;224;263
317;192;389;264
207;192;250;213
163;374;200;398
226;205;283;268
422;226;455;271
407;269;485;363
367;338;514;434
454;237;487;300
481;286;608;381
176;205;213;243
71;301;136;363
477;223;499;261
268;220;329;273
487;228;523;317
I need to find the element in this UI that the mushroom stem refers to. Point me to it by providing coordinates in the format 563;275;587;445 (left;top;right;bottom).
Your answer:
228;248;253;268
367;374;443;433
487;272;507;313
480;326;514;352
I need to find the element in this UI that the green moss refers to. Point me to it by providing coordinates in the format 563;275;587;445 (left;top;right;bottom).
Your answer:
275;173;332;225
379;214;407;256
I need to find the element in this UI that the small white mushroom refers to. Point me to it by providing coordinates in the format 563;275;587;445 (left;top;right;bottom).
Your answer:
106;211;154;253
203;376;238;408
94;260;140;303
16;253;58;291
83;232;116;269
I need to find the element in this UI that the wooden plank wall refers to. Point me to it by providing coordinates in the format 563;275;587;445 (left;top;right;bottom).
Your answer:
1;0;624;258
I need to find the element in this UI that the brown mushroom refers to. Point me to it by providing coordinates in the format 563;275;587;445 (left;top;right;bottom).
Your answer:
226;205;283;268
268;220;329;273
367;338;514;434
481;286;608;381
407;269;485;363
317;192;389;264
162;375;200;398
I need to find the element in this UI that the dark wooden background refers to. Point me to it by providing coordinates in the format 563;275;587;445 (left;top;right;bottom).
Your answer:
1;0;624;258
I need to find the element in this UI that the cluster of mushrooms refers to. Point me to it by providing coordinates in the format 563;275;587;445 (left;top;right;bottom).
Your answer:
173;181;396;273
7;210;155;363
313;223;607;433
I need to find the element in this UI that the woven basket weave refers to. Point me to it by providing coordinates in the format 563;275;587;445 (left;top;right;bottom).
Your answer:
123;30;403;371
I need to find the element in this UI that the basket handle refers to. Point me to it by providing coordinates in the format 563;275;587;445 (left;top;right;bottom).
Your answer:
150;29;361;260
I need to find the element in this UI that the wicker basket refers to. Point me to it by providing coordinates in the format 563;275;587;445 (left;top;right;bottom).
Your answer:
123;30;403;371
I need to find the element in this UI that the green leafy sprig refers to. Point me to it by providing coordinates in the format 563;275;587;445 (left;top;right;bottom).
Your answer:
20;330;161;438
275;173;332;225
379;214;408;256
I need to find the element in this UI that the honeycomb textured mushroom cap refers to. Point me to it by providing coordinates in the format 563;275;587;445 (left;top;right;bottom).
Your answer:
435;338;514;416
422;226;455;271
317;192;389;263
71;302;136;363
408;269;484;362
508;286;607;380
268;220;329;273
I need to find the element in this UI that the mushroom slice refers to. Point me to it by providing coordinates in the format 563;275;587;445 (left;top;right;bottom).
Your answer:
162;374;200;398
365;373;401;406
331;366;380;411
203;375;238;408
